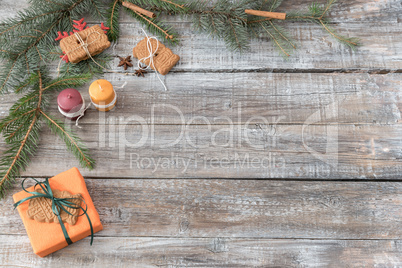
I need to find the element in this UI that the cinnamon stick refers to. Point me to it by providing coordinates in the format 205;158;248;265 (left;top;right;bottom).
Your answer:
245;10;286;20
122;1;156;18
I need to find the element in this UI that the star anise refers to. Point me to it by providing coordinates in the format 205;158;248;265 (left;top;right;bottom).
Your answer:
134;69;148;77
117;56;133;70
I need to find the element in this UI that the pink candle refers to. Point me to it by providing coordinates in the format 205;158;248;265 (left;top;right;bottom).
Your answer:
57;88;86;120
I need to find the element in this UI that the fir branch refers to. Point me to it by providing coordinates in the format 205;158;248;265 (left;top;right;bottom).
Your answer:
320;0;336;19
0;67;95;198
160;0;185;10
106;0;121;41
0;109;36;134
258;21;290;56
268;20;295;49
40;111;95;169
188;0;250;51
0;117;41;199
122;3;178;43
42;74;91;91
0;69;44;198
318;20;359;48
131;9;175;40
286;1;359;49
128;0;188;14
0;0;104;94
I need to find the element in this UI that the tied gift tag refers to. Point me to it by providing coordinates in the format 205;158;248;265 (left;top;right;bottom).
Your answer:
135;28;168;91
57;25;172;91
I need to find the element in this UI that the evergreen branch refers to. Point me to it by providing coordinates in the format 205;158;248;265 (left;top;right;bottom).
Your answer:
107;0;121;41
0;66;95;198
227;18;241;50
25;54;30;74
15;80;31;93
0;58;19;94
319;20;358;47
0;114;39;198
0;69;44;198
34;46;44;63
0;109;36;133
40;111;95;169
269;0;281;11
40;0;65;7
127;0;188;13
268;20;295;49
42;75;91;91
132;10;174;40
119;4;178;43
160;0;185;9
89;0;104;19
188;0;250;51
0;0;91;94
320;0;336;19
0;0;360;200
7;113;36;141
259;22;289;56
0;10;61;37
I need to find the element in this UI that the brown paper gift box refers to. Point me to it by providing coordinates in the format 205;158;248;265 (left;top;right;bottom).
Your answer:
13;167;103;257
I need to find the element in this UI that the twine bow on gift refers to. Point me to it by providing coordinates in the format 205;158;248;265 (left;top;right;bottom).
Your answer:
13;178;94;246
57;31;103;77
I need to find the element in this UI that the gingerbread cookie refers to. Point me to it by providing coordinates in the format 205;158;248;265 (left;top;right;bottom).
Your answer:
27;189;82;226
133;38;180;75
60;25;110;64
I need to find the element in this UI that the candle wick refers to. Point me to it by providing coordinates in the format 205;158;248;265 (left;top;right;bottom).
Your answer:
67;94;72;99
97;81;104;92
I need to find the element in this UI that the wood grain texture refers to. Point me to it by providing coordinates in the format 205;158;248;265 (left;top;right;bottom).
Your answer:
2;179;402;239
1;0;401;23
0;123;398;179
0;0;401;266
1;1;401;72
1;72;400;125
111;21;402;71
0;235;401;267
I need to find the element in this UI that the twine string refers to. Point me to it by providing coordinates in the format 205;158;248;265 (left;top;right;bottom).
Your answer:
57;31;106;77
138;28;167;91
58;28;168;91
57;96;90;128
14;178;94;246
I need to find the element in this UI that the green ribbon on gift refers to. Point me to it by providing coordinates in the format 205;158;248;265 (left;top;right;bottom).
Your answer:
14;178;94;246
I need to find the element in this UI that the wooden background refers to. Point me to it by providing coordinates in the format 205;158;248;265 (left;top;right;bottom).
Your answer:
0;0;401;266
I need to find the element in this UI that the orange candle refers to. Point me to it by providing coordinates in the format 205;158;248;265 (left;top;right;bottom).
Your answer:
89;79;116;111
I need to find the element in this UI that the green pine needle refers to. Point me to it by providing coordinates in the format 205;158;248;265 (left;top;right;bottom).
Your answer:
41;112;95;170
0;0;359;200
106;0;121;42
0;68;96;199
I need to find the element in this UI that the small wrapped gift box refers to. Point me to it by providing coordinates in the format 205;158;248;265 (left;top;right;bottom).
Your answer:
13;167;103;257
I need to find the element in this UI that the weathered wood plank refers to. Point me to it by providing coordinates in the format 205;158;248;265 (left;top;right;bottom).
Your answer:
113;21;402;71
1;0;400;23
0;123;399;179
2;179;401;239
1;73;400;125
0;235;401;267
1;1;401;71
